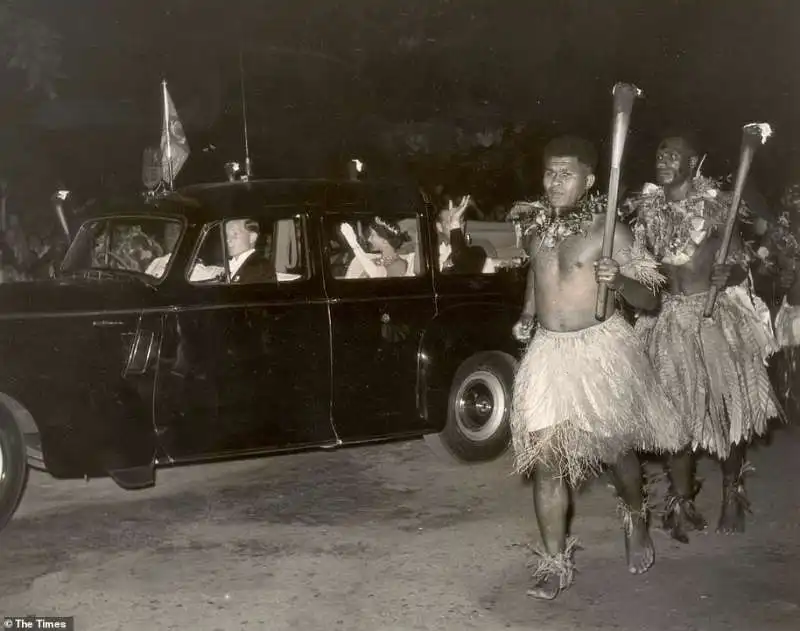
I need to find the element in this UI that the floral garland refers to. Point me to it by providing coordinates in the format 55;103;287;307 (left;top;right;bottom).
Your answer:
91;224;164;271
623;175;751;266
507;192;607;248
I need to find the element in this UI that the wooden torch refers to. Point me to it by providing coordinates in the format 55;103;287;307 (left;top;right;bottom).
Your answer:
595;82;643;321
703;122;773;318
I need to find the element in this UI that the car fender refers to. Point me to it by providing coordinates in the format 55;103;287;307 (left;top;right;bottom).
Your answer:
1;378;155;482
417;301;520;430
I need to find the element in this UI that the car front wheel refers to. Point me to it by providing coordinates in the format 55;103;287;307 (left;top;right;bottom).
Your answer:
0;410;28;533
426;351;516;463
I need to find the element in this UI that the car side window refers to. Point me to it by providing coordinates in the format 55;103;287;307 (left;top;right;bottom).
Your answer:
187;211;308;285
187;222;226;283
436;218;509;276
325;212;424;280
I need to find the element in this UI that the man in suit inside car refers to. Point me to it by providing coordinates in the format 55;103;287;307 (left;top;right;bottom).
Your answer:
225;218;276;283
436;194;491;274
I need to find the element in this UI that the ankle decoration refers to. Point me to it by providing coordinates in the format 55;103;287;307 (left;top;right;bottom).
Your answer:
663;491;704;520
724;461;756;513
616;497;649;537
662;488;707;543
527;536;580;591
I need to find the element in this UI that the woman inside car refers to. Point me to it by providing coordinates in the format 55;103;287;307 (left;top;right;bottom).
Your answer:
339;216;411;278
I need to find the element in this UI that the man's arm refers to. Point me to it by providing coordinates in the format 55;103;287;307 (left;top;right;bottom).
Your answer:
512;237;537;342
706;227;749;290
723;229;749;286
515;229;537;313
518;266;537;314
610;223;661;311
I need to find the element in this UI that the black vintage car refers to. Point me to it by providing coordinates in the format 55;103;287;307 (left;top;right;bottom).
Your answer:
0;179;524;531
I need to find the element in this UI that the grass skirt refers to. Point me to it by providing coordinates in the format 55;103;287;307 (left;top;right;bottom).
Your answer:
726;283;778;360
635;291;783;458
770;298;800;420
510;313;684;484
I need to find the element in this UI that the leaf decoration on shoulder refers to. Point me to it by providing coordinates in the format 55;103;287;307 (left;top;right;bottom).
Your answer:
623;175;752;265
507;192;607;248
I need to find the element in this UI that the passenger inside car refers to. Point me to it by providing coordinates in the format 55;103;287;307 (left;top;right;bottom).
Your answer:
225;218;276;283
82;218;169;274
338;216;414;279
145;221;183;279
188;215;311;285
436;195;496;275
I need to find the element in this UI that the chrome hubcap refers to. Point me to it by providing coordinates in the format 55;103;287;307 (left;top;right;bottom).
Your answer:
454;370;506;442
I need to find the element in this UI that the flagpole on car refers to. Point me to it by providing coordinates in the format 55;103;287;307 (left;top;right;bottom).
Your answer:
239;49;253;180
161;79;174;191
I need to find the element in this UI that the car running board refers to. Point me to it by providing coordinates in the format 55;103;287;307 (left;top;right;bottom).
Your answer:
320;438;343;450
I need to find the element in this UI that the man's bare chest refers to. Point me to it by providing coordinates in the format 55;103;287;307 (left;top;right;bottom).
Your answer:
535;235;601;280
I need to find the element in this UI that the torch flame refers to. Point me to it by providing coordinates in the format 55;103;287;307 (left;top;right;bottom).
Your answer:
743;122;773;144
612;83;644;98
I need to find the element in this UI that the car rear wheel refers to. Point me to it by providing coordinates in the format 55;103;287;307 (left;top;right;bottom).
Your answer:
427;351;516;463
0;410;28;533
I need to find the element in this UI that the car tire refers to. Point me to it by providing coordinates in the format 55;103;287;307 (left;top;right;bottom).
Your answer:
429;351;516;463
0;409;28;533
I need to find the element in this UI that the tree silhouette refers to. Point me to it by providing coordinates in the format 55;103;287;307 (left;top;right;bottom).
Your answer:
0;6;61;98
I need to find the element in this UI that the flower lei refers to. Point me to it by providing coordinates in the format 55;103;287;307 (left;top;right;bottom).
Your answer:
623;175;750;266
507;192;607;248
91;224;164;271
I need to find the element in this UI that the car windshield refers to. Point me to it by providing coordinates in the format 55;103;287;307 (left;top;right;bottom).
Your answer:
61;216;184;280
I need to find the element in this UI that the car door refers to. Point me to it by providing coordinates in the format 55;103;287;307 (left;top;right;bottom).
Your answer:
154;205;335;460
323;189;437;442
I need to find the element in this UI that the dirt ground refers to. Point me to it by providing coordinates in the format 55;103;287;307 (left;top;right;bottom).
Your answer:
1;424;798;631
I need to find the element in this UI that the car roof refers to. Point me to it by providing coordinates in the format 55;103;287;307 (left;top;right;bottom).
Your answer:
84;178;427;223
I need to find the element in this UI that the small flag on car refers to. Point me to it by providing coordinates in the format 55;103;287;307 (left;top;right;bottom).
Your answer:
160;80;190;188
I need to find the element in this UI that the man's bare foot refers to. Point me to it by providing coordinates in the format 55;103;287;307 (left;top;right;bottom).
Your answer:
625;514;655;575
526;539;578;600
662;495;707;543
527;574;562;600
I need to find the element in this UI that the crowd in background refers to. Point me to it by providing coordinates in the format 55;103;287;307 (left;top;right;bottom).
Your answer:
0;209;70;283
1;157;798;292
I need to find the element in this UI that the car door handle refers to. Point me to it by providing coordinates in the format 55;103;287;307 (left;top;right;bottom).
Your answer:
93;320;125;327
125;330;156;375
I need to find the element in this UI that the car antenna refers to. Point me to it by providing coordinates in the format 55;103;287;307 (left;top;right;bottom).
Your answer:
239;48;253;180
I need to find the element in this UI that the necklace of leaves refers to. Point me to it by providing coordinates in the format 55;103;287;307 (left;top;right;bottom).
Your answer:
508;192;606;248
625;176;730;263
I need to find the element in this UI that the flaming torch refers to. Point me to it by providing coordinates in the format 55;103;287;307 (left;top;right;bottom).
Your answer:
595;82;643;321
51;189;71;241
703;122;773;317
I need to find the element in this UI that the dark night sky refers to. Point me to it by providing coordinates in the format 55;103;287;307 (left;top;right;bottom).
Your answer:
2;0;800;220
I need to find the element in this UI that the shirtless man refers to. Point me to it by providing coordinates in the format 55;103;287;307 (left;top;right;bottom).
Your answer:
510;136;683;600
765;181;800;418
629;135;783;541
